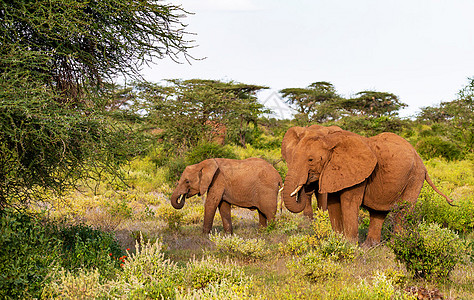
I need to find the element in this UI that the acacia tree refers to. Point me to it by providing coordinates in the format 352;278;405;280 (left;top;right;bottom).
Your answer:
341;91;407;117
417;78;474;156
280;81;341;123
0;0;193;207
135;79;268;153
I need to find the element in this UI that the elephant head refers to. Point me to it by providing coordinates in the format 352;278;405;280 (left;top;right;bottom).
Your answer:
170;159;218;209
281;125;343;212
282;132;377;213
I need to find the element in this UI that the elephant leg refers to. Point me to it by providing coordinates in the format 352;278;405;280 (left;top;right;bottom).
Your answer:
302;193;313;219
340;183;365;243
394;174;425;233
327;193;343;233
203;189;223;234
302;183;317;218
363;209;388;247
258;210;267;227
218;201;233;234
316;192;328;211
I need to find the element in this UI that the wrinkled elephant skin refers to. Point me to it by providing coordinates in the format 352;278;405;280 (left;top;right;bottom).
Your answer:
281;127;454;246
281;124;343;218
170;158;282;234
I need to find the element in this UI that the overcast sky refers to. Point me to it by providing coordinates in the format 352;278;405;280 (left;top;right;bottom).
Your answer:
142;0;474;117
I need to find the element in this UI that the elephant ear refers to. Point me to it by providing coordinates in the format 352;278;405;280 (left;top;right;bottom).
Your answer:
319;135;377;193
198;159;219;196
281;126;306;161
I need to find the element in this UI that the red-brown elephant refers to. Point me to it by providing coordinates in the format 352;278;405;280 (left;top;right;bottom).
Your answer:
171;158;282;234
281;124;343;218
281;126;454;247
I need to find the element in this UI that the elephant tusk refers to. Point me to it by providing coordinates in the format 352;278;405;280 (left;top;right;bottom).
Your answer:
279;185;284;193
290;185;303;197
178;194;186;203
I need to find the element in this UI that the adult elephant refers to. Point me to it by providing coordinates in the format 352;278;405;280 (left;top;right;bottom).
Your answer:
281;124;343;218
281;128;454;247
170;157;282;234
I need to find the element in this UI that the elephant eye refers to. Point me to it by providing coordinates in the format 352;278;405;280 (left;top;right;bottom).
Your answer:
308;158;313;162
185;179;190;184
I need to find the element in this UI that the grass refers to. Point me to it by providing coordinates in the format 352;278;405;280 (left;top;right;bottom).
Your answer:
21;154;474;299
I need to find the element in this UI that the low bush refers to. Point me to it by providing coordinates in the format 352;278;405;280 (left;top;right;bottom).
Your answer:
155;204;184;231
209;233;267;261
278;208;357;261
331;271;415;300
177;278;259;300
56;223;124;278
389;222;467;279
42;268;105;299
416;136;463;161
319;232;357;261
0;209;61;299
310;209;333;239
120;236;182;299
185;142;237;165
279;234;315;255
186;256;248;290
0;209;123;299
287;251;341;282
271;212;302;234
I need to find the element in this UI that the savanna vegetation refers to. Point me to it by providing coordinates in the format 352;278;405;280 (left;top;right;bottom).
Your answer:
1;1;474;299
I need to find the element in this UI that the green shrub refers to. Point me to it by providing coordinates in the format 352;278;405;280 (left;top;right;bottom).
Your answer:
42;268;104;299
177;278;258;300
210;233;267;261
120;236;182;299
310;209;333;239
333;271;415;300
287;251;341;282
279;234;315;255
185;142;237;165
56;223;123;277
0;209;62;299
425;158;474;187
45;235;183;299
416;136;462;161
165;157;187;183
389;222;467;279
319;232;357;261
272;212;301;234
414;184;474;234
186;256;248;290
156;204;184;231
251;133;282;150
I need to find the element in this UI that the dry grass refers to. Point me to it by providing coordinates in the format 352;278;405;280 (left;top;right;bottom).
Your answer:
35;161;474;299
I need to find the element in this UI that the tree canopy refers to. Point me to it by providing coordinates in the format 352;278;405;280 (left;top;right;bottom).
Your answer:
0;0;193;207
133;79;269;153
280;82;407;125
341;91;407;117
417;77;474;156
280;82;341;123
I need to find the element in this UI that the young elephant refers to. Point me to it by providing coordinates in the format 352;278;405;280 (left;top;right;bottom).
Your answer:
170;158;282;234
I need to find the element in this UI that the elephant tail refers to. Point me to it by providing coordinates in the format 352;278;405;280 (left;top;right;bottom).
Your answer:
425;173;456;206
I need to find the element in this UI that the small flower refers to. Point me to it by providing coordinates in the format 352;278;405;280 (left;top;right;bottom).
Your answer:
109;253;112;256
120;263;124;267
126;248;130;251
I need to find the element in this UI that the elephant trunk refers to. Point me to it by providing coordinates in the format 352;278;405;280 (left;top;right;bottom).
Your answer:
282;171;306;213
170;191;186;209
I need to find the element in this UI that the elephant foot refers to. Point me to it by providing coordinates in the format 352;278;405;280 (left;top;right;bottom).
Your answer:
361;237;381;248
